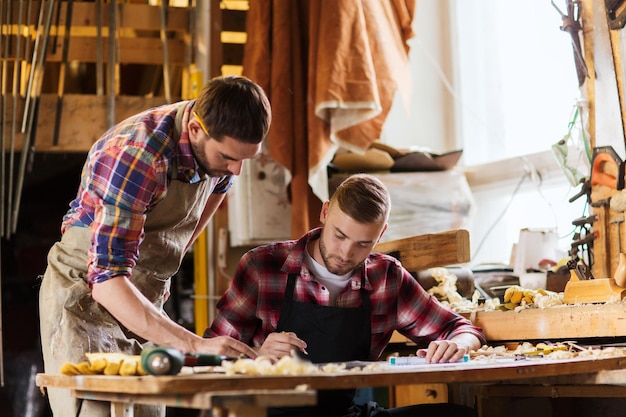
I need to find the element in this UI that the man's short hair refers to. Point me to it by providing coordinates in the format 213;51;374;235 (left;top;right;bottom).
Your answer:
330;174;391;224
194;75;272;144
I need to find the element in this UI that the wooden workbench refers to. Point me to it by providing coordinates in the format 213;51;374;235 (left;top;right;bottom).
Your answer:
36;355;626;417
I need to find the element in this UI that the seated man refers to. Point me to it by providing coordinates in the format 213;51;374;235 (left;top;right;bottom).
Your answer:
205;173;486;417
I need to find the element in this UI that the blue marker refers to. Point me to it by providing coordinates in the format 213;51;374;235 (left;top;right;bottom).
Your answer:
388;354;470;365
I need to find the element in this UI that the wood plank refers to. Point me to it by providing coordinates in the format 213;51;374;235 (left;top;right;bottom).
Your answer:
72;389;317;410
35;355;626;394
4;3;190;66
44;37;187;65
6;2;189;32
2;94;167;153
373;229;470;271
463;303;626;342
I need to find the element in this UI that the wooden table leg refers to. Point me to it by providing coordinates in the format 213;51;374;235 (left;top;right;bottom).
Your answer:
110;401;134;417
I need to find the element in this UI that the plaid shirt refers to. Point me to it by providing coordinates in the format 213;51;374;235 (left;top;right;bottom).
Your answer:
207;228;486;360
62;101;232;285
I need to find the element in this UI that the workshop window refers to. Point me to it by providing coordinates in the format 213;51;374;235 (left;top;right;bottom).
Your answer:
382;0;585;265
383;0;581;165
453;0;582;166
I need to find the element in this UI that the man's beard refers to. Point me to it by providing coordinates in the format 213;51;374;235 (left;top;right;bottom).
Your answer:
318;237;359;276
191;141;232;177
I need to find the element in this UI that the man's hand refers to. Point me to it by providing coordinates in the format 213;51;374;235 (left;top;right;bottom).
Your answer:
91;277;257;359
193;335;258;359
257;331;308;358
415;333;481;364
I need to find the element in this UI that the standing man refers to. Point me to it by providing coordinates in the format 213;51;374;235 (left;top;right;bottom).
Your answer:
206;173;485;417
39;75;269;417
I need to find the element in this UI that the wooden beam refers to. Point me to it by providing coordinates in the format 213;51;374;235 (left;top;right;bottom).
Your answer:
464;303;626;342
374;229;471;271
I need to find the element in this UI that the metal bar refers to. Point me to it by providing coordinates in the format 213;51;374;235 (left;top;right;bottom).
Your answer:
13;0;57;234
21;0;34;97
182;0;195;100
0;0;10;388
96;0;104;96
8;0;26;237
1;0;12;238
21;0;47;133
159;0;171;103
51;0;63;55
52;0;74;147
0;236;3;386
0;2;5;240
107;0;118;128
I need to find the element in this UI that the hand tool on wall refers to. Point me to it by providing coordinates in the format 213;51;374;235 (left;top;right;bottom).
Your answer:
590;146;625;190
589;146;625;277
551;0;588;87
569;228;596;272
572;214;598;227
606;0;626;28
570;214;597;274
140;346;225;376
567;255;594;280
569;178;591;203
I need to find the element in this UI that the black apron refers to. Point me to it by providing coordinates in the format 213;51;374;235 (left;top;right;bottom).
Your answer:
270;272;372;417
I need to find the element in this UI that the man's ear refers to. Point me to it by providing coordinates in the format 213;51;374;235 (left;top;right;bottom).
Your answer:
376;223;388;244
319;201;330;224
188;118;203;139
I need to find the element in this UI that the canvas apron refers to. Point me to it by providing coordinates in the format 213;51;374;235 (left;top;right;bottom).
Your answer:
39;110;213;417
270;273;373;417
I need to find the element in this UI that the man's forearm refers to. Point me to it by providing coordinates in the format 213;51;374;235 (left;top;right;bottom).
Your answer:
91;276;203;352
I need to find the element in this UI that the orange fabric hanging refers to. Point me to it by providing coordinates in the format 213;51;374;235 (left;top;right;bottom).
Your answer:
244;0;415;239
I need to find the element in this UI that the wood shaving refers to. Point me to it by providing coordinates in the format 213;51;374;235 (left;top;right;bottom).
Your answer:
471;342;626;362
221;354;384;376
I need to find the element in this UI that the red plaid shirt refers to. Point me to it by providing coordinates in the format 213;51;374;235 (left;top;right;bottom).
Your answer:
206;228;485;360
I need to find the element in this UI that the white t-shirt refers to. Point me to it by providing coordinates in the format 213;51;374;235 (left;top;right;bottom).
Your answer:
304;249;352;305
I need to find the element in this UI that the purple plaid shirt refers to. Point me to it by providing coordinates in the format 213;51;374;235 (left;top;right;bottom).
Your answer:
206;228;486;360
62;101;232;286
